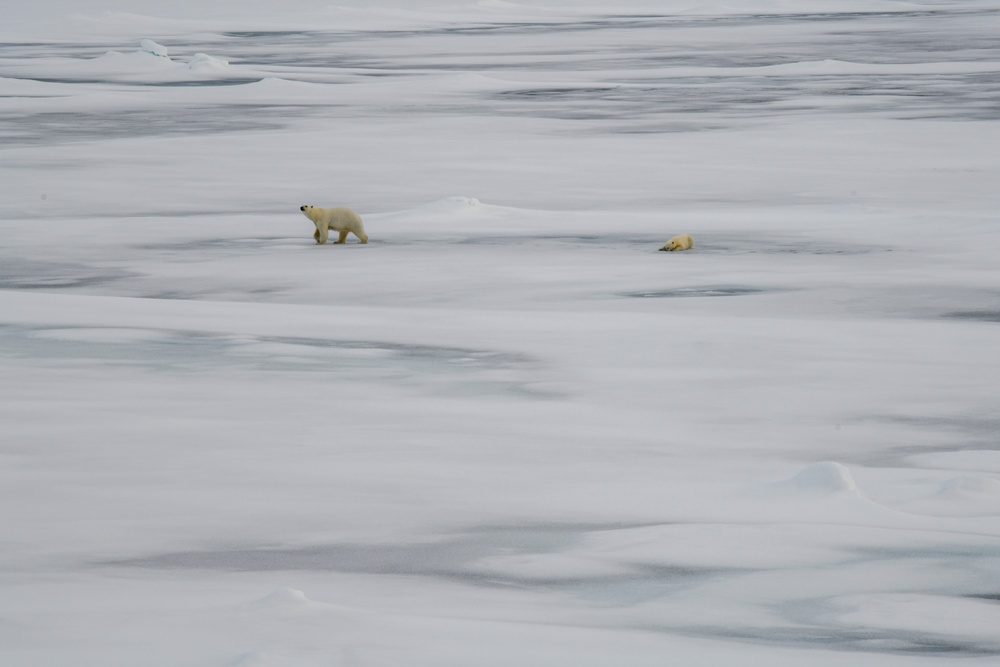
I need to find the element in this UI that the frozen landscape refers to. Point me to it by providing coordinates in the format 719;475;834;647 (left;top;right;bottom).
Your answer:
2;0;1000;664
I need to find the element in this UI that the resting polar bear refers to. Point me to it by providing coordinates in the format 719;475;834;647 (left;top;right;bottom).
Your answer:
659;234;694;252
299;205;368;245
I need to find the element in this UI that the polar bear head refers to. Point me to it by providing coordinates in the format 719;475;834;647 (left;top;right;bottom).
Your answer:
300;204;321;223
660;234;694;252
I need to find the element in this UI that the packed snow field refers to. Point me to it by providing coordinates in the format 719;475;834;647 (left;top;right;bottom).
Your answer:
2;1;1000;664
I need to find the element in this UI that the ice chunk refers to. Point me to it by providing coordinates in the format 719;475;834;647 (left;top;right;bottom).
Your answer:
139;39;169;58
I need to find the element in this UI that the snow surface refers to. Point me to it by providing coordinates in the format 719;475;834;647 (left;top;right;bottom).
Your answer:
2;1;1000;665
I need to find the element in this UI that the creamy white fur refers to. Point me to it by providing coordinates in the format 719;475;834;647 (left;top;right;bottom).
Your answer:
300;205;368;244
660;234;694;252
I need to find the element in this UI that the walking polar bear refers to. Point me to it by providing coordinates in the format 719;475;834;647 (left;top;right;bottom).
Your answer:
660;234;694;252
300;205;368;245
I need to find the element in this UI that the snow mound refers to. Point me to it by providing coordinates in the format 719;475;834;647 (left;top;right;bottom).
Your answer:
187;53;229;71
244;586;352;616
417;196;482;212
139;39;169;58
253;587;319;610
370;196;537;234
382;197;488;224
233;652;279;667
775;462;861;497
246;76;301;89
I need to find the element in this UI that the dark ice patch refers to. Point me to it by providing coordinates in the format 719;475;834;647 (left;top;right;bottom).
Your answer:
968;593;1000;602
100;523;594;575
453;234;664;247
134;236;293;253
142;78;262;87
691;626;999;656
624;286;768;299
0;258;133;290
838;412;1000;466
698;235;888;255
0;326;557;396
944;310;1000;323
0;105;316;145
100;521;726;595
256;335;537;369
99;520;1000;655
1;327;534;370
436;231;882;258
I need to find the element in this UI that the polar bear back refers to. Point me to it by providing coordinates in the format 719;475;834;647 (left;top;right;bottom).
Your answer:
300;205;362;229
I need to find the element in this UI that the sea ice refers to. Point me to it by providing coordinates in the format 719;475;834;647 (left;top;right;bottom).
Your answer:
2;1;999;665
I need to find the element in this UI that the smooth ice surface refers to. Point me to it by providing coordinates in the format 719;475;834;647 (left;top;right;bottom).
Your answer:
2;1;1000;665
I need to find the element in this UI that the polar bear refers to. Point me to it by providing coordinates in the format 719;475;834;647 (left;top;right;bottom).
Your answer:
299;205;368;245
659;234;694;252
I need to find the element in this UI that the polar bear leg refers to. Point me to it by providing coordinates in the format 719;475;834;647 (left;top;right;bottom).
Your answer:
335;230;348;244
313;228;321;244
318;225;329;245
